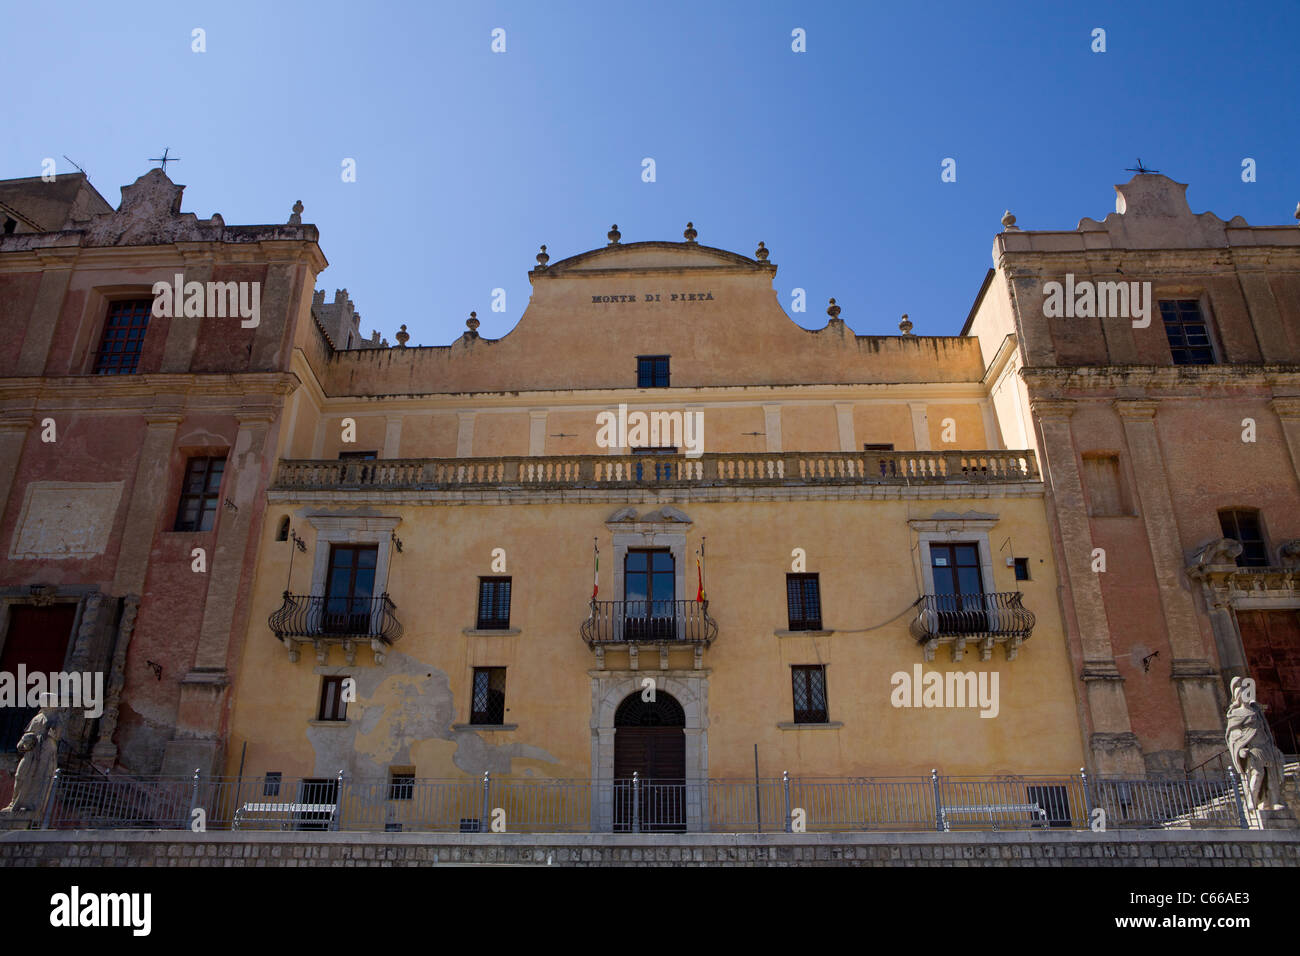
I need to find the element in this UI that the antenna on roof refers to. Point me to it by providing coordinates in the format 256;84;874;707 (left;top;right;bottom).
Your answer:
62;155;87;176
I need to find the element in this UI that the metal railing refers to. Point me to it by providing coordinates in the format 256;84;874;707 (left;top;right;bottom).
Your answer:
271;449;1040;493
908;592;1036;645
267;592;403;645
38;767;1253;833
580;599;718;646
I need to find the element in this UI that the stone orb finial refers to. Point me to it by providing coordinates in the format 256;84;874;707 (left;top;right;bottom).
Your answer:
466;311;480;333
289;200;304;225
683;222;698;243
395;324;409;348
607;224;621;245
899;314;914;335
1294;201;1300;223
536;244;549;268
826;298;841;320
755;241;769;261
1001;210;1017;229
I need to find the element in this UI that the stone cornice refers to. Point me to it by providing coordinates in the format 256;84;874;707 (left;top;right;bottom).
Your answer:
1028;398;1076;421
0;372;299;410
0;239;327;275
1113;399;1159;421
1271;396;1300;421
1022;365;1300;391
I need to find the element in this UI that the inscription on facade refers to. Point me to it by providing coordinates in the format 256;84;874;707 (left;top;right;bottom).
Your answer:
592;292;715;304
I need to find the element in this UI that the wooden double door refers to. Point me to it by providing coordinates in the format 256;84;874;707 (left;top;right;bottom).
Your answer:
613;692;686;832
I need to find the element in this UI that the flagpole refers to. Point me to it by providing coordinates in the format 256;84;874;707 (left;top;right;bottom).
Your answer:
701;536;707;602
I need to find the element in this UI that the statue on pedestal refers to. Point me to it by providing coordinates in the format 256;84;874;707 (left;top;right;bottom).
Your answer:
1225;677;1286;811
1;694;64;815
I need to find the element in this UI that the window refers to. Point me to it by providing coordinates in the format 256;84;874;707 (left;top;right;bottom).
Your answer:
1013;557;1030;581
636;355;670;388
388;769;415;801
470;667;507;725
476;577;512;629
323;544;378;633
3;217;17;235
1081;453;1130;516
1219;509;1268;567
173;456;226;532
338;450;378;461
1159;299;1215;365
318;675;350;721
786;573;822;631
929;543;985;634
263;772;282;797
276;516;290;541
93;299;152;374
294;778;337;831
791;665;829;724
863;443;895;451
625;549;676;640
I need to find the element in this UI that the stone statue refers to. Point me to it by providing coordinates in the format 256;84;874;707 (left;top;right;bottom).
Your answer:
1;694;64;814
1225;677;1286;811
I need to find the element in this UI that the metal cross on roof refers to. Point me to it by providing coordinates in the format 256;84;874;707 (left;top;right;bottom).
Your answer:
1125;158;1159;175
148;147;180;172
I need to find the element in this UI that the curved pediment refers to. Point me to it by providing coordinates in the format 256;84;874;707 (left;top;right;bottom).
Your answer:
537;240;769;277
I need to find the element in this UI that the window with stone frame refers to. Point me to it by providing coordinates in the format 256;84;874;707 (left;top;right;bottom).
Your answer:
318;675;350;721
93;298;152;374
476;577;512;630
470;667;507;725
173;455;226;532
786;573;822;630
791;665;829;724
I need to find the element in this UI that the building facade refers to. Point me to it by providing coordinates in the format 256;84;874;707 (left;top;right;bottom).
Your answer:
967;174;1300;775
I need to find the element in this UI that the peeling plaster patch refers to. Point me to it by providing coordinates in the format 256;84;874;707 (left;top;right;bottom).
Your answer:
10;481;123;559
309;650;557;780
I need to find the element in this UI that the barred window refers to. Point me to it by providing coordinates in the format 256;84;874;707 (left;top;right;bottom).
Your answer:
791;665;828;724
93;299;152;374
388;770;415;801
263;772;282;797
476;577;512;630
470;667;506;725
786;573;822;631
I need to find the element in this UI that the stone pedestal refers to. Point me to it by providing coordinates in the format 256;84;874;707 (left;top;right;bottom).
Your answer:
1256;807;1299;830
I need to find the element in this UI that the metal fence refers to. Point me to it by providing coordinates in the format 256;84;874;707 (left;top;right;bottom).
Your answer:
37;767;1253;832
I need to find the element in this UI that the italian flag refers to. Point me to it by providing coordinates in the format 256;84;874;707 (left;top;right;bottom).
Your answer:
593;546;599;600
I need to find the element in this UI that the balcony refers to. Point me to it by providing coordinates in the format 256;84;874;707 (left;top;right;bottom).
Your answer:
270;449;1039;494
908;592;1035;662
268;592;403;664
581;599;718;669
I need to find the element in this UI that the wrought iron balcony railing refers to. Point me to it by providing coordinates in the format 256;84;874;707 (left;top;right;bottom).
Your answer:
908;592;1035;663
270;449;1039;494
268;592;403;663
581;599;718;649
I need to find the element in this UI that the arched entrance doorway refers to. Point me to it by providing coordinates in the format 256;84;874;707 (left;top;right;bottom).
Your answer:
613;691;685;831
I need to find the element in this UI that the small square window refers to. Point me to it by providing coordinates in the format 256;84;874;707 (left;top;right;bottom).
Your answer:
470;667;506;725
792;665;828;724
263;772;282;797
786;574;822;631
476;577;512;630
863;443;895;451
388;770;415;801
1013;558;1030;581
173;456;226;532
318;675;350;721
338;450;378;461
636;355;670;388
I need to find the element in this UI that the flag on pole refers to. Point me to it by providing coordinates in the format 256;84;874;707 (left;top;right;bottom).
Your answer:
696;552;703;602
593;542;600;600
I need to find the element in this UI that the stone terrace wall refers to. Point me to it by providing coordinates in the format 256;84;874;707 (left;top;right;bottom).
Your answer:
4;829;1298;867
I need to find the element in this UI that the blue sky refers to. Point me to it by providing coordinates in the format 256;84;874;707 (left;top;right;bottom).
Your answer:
5;0;1297;344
